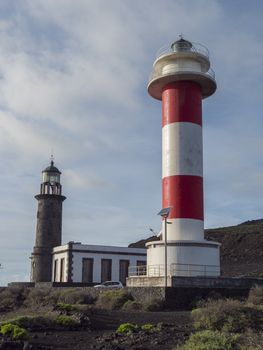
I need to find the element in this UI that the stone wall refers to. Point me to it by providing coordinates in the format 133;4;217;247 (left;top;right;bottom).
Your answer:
7;277;263;310
171;276;263;288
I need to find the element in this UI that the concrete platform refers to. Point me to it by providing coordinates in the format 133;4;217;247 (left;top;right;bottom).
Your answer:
126;275;263;288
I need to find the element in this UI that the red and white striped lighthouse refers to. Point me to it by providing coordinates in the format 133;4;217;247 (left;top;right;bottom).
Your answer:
146;37;220;278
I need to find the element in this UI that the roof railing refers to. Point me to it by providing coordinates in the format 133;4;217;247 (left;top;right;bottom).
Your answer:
156;41;209;60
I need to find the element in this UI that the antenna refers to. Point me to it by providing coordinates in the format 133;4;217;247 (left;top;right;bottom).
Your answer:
50;149;54;165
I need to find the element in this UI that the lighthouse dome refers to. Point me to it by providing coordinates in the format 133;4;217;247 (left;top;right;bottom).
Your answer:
42;160;61;174
171;38;193;52
42;160;61;184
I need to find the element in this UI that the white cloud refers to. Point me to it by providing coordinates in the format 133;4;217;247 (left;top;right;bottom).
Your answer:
63;168;114;191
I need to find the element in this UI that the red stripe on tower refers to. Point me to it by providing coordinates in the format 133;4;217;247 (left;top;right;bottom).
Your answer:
162;175;203;220
162;81;202;127
162;81;203;224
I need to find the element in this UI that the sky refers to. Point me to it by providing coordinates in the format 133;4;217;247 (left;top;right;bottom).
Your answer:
0;0;263;285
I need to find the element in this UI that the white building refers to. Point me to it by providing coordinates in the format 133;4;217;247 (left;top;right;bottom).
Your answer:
52;242;146;285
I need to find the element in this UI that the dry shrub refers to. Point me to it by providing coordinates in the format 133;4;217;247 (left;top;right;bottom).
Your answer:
25;288;59;307
96;290;133;310
143;298;165;312
57;288;96;305
122;300;143;311
238;329;263;350
192;298;263;333
0;286;28;312
22;288;95;309
248;285;263;305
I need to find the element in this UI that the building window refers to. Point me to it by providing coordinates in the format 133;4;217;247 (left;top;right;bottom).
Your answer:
119;260;129;286
137;260;146;275
101;259;112;282
60;258;65;282
54;259;58;282
82;258;94;283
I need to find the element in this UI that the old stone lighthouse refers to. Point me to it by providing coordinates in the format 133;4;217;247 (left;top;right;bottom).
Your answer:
30;160;66;282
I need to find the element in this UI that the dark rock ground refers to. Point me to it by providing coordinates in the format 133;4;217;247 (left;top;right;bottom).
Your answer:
0;310;192;350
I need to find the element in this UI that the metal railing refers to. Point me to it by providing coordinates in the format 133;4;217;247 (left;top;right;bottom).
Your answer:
156;42;209;60
128;263;220;278
170;263;220;277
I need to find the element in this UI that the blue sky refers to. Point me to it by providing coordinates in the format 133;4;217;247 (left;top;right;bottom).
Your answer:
0;0;263;285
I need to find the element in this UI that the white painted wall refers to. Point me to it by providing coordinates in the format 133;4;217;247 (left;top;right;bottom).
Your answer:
161;218;204;241
52;243;146;283
52;250;68;282
162;122;203;178
72;251;145;283
146;241;220;277
162;58;201;75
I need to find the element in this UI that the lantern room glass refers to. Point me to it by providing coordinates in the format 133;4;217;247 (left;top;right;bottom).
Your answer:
42;172;60;184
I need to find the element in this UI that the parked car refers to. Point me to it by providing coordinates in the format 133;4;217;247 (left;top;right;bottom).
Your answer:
94;281;123;289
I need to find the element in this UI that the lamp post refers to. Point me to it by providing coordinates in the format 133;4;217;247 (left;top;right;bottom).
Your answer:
157;207;171;288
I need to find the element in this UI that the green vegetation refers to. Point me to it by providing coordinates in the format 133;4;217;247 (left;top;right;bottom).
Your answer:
1;314;80;332
55;315;78;327
116;322;160;336
141;323;154;331
177;295;263;350
116;322;138;335
3;315;51;331
56;302;77;312
176;330;239;350
0;323;28;340
192;299;262;333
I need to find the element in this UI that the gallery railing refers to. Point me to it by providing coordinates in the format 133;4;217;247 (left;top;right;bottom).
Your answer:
128;263;220;277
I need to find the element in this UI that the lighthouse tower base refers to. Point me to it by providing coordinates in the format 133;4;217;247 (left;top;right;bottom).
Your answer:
126;239;220;288
146;240;220;278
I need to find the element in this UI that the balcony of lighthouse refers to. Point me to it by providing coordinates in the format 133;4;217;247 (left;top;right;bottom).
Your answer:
148;40;216;100
129;263;220;278
127;262;220;287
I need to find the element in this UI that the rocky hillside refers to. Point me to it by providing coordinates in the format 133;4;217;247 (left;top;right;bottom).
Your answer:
129;219;263;277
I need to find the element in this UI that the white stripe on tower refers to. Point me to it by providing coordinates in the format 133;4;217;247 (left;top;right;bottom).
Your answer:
162;80;204;241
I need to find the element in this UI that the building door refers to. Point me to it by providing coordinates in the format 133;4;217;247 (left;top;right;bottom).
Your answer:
60;258;65;282
119;260;129;286
137;260;146;275
82;258;93;283
101;259;112;282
